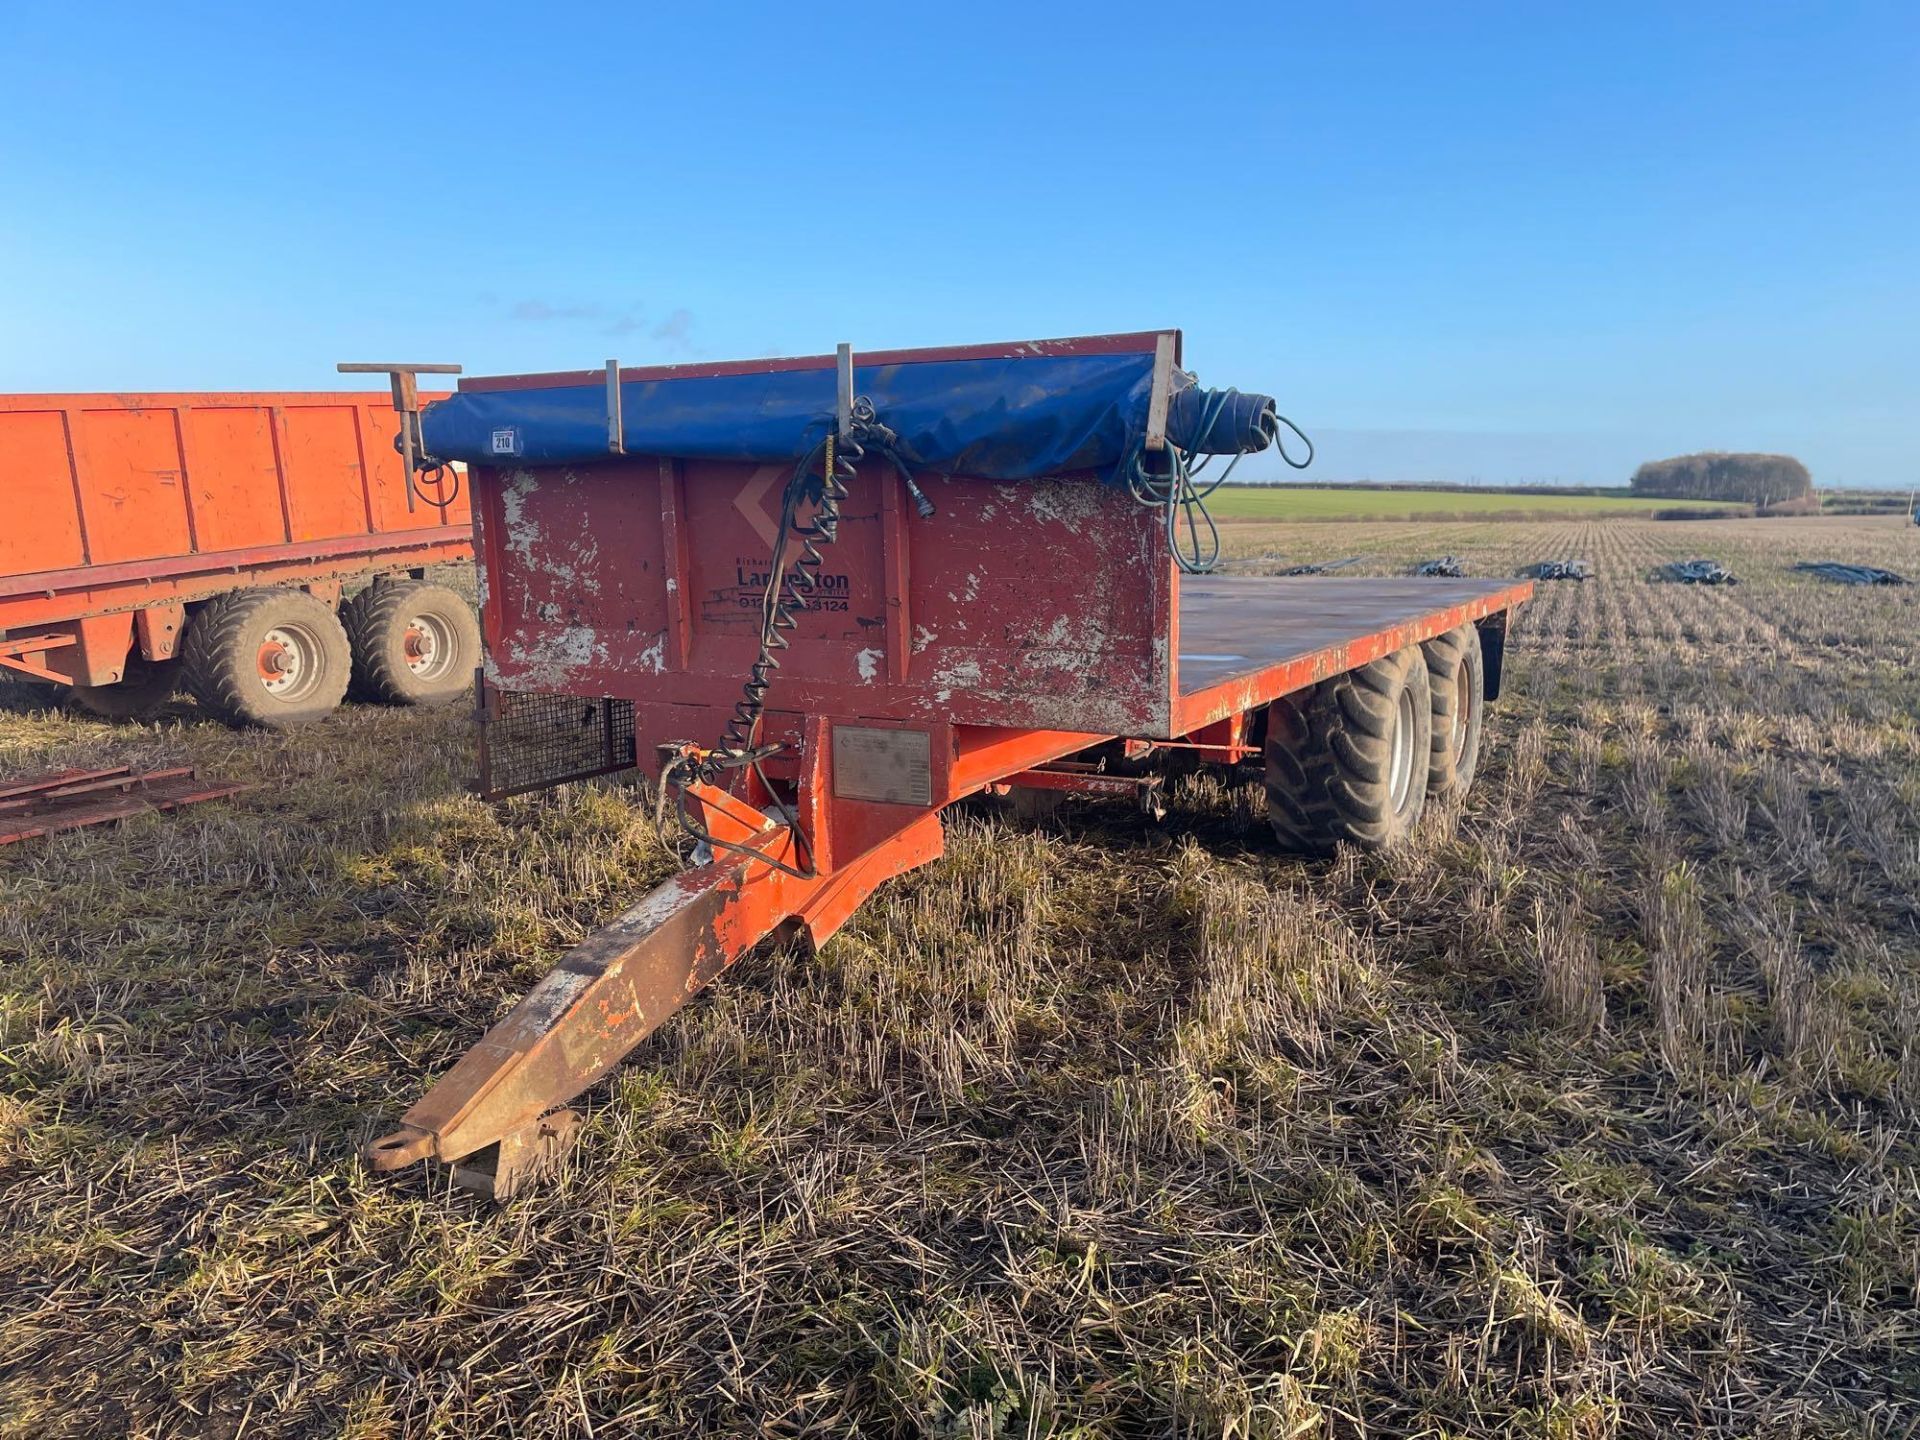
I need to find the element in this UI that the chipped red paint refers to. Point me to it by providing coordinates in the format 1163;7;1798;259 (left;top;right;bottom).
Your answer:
476;459;1175;735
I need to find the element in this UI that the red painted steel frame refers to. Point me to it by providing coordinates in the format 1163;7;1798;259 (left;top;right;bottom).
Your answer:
366;333;1532;1195
0;532;472;685
367;761;951;1192
1171;580;1531;736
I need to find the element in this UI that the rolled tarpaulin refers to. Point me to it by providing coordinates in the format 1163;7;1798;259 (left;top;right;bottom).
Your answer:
1165;383;1279;455
421;349;1286;480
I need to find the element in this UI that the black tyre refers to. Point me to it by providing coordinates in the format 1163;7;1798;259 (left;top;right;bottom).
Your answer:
343;580;480;706
68;654;182;720
181;588;351;729
1264;646;1432;855
1422;625;1485;797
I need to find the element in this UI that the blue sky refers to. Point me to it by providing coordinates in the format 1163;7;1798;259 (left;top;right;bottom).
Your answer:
3;2;1914;487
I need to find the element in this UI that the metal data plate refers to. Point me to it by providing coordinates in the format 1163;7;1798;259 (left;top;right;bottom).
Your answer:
832;726;933;807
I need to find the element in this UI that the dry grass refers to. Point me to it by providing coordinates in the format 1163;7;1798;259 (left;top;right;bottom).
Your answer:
2;515;1919;1437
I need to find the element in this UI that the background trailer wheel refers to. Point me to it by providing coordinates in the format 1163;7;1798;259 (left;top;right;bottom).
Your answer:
182;588;352;729
1264;646;1433;855
1422;624;1485;797
343;579;481;706
67;655;182;721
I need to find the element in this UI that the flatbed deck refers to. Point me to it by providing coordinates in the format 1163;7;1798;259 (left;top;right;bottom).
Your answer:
1171;576;1531;731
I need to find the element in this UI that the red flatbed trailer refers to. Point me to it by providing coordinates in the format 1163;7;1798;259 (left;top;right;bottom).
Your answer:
359;332;1531;1196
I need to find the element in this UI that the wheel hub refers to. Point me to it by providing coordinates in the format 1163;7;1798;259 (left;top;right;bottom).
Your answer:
1454;666;1473;760
256;626;315;697
401;613;455;678
1388;683;1417;815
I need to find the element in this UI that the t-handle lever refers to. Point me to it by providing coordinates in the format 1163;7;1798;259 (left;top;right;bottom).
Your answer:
337;363;463;511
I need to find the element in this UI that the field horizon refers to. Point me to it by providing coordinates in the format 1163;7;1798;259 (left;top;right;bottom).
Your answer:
1209;483;1918;525
1207;486;1749;523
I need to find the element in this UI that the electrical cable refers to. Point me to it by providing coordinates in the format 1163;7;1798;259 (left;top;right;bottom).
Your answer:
665;399;912;878
393;416;466;511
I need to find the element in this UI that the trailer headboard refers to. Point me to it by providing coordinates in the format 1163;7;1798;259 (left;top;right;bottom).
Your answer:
449;330;1310;796
474;454;1177;747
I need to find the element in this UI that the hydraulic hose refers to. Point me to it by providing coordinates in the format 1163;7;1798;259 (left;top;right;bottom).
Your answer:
1129;383;1315;574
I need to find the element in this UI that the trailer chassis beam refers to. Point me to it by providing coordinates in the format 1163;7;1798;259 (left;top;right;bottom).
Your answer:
0;632;79;684
365;773;943;1198
995;763;1166;819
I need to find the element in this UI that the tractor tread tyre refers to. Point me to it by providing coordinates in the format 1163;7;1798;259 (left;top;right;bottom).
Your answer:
1264;647;1432;856
182;589;351;729
1423;625;1485;797
343;580;480;707
337;589;369;697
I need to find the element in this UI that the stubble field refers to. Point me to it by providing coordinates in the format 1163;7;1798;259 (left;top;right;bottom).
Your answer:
2;515;1917;1439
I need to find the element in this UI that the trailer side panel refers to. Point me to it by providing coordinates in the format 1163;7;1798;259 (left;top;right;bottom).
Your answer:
0;391;474;697
0;392;465;591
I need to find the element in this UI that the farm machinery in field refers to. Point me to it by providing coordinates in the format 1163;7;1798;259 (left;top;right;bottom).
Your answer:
348;332;1531;1197
0;388;475;726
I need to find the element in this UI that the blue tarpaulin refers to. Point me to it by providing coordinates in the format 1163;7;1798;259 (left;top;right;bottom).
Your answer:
420;351;1276;483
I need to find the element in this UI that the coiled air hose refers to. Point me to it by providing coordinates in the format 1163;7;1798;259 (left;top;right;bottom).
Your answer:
1129;384;1314;574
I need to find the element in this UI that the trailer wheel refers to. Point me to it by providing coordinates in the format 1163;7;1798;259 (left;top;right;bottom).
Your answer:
182;588;352;729
1264;646;1432;854
343;580;480;706
1422;624;1484;797
68;655;182;720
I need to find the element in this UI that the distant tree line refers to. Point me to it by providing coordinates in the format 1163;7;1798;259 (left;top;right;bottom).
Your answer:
1629;452;1812;507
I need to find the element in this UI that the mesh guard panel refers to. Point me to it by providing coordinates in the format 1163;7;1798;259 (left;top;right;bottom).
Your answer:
477;687;638;800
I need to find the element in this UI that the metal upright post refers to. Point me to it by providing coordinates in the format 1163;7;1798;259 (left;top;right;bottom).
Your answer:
606;360;624;455
337;362;464;511
836;343;854;438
